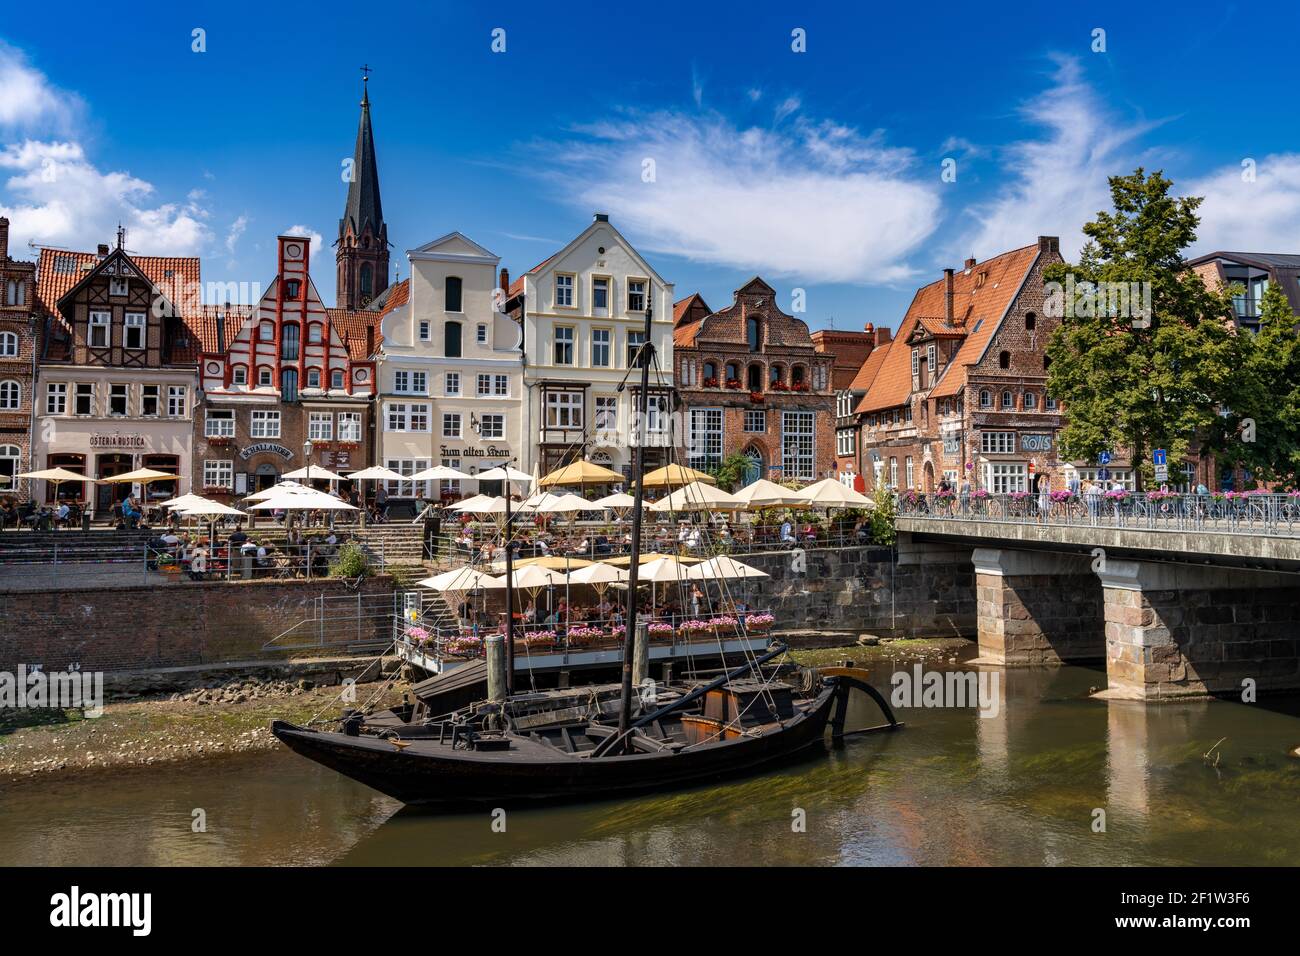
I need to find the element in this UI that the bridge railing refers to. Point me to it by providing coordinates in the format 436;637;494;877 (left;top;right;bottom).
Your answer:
895;491;1300;537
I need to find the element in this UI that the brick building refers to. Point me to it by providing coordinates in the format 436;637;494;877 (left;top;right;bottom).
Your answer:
674;277;836;485
855;237;1066;494
0;218;37;495
832;325;892;487
193;235;381;498
811;326;878;391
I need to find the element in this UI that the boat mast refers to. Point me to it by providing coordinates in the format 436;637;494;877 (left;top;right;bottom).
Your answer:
618;299;654;735
504;465;515;696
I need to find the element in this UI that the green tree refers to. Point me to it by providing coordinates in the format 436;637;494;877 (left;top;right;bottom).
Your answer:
867;482;897;546
1235;283;1300;487
1044;169;1244;488
709;452;752;491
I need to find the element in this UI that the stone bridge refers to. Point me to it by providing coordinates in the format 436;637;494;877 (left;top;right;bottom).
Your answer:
897;500;1300;701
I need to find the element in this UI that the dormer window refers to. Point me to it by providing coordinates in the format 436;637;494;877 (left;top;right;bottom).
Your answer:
232;366;247;385
284;279;302;299
307;367;321;388
109;277;128;297
331;369;345;389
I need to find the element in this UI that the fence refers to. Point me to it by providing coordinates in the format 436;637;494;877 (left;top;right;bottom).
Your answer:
896;491;1300;537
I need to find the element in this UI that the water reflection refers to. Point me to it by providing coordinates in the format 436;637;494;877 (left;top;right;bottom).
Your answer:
3;658;1300;866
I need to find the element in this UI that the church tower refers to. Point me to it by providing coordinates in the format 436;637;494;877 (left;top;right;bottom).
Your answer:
336;71;389;310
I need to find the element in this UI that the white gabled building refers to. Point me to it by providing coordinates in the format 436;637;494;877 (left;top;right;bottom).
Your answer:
374;231;524;500
504;214;675;479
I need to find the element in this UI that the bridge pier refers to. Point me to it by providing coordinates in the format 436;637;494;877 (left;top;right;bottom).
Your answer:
972;548;1104;665
1096;559;1300;700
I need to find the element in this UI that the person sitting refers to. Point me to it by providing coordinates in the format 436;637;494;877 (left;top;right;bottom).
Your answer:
522;600;537;624
0;498;18;529
120;497;140;530
188;542;209;581
780;518;796;545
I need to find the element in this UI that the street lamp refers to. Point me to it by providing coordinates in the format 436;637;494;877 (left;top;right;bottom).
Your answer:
303;439;313;485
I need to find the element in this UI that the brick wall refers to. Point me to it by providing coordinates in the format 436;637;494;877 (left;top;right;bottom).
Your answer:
0;218;37;498
0;576;397;673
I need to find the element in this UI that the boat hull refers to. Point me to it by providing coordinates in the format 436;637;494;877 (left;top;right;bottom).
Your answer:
272;687;837;809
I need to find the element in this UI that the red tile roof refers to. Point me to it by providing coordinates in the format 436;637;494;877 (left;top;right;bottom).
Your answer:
848;341;892;405
193;304;254;354
327;307;384;361
375;277;409;318
858;243;1040;412
672;292;711;347
507;255;556;299
36;248;202;323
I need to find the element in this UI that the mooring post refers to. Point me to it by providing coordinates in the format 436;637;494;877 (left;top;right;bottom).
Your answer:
486;633;506;704
632;620;649;691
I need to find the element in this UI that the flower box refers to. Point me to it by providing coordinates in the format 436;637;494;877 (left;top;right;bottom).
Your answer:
725;379;743;390
748;392;765;403
702;377;720;388
791;383;810;393
741;613;775;632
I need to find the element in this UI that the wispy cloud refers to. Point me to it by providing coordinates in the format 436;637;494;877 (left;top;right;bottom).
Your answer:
526;107;940;283
1189;154;1300;254
225;214;249;254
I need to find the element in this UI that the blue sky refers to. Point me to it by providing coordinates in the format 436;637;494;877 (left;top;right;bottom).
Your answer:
2;1;1298;330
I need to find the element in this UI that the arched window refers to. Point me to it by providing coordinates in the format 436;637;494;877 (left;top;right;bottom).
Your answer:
769;364;784;385
979;389;992;408
232;366;247;385
281;368;298;403
360;264;373;298
0;380;21;410
1044;355;1052;370
0;332;17;357
791;365;806;385
444;321;462;358
747;317;760;352
281;323;300;360
259;320;274;341
258;366;273;387
445;276;463;312
1024;391;1038;409
1001;390;1013;409
998;350;1011;369
747;363;763;391
331;369;345;389
0;444;18;486
725;362;739;382
1025;312;1036;331
307;367;321;388
307;323;323;344
703;361;717;382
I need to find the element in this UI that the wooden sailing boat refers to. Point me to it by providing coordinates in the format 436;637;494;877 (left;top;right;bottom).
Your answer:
272;300;901;809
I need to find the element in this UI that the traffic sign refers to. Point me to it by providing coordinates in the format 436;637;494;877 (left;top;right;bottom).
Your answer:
1098;468;1111;480
1098;451;1111;465
1154;464;1169;482
1153;448;1167;466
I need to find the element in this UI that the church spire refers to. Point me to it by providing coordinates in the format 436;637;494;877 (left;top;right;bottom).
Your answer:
336;66;389;310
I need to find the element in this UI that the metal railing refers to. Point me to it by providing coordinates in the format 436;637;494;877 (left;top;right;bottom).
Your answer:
896;491;1300;537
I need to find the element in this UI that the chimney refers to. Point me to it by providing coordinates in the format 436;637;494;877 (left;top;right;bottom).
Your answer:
593;213;609;223
964;257;977;271
0;217;8;260
499;267;510;294
1038;235;1059;255
97;243;110;258
944;268;955;326
875;326;893;347
863;321;874;334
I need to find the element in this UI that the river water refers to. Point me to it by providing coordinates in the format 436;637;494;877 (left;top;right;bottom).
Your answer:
4;655;1300;866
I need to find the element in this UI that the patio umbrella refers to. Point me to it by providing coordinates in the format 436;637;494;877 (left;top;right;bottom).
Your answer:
282;465;345;483
798;477;874;508
449;494;509;514
605;552;702;566
246;490;357;511
685;555;769;580
418;567;503;592
243;480;307;502
159;493;209;509
516;490;564;512
593;492;643;510
637;463;716;489
568;561;629;586
490;554;593;572
650;480;740;512
731;478;806;509
17;467;92;507
538;460;624;488
175;501;246;517
411;465;471;481
535;492;594;514
347;465;406;482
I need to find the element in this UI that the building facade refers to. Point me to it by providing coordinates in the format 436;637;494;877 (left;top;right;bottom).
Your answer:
0;218;37;495
856;237;1066;494
673;277;836;485
193;236;379;497
374;232;524;499
832;325;892;487
33;239;200;511
507;214;675;479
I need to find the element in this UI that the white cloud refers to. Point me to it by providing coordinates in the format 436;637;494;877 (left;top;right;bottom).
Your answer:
284;224;327;264
0;43;210;257
531;109;940;283
957;56;1159;261
225;214;249;254
1189;154;1300;254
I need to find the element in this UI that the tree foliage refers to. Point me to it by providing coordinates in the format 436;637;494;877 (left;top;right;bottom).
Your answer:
1234;283;1300;487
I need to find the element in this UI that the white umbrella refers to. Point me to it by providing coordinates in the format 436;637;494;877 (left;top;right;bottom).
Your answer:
516;490;563;512
732;478;806;509
798;478;874;508
567;562;629;586
449;494;508;514
650;481;741;512
477;465;534;484
282;465;345;482
246;490;356;511
175;501;247;517
244;480;308;502
160;493;210;509
411;465;470;481
685;555;769;581
347;465;406;482
501;564;565;589
593;492;644;510
418;567;503;592
535;492;594;514
636;555;694;583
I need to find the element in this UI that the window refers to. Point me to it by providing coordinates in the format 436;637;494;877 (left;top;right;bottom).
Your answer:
493;375;509;397
595;395;618;432
476;374;492;397
0;380;20;410
394;370;426;394
281;368;298;403
781;410;815;481
232;366;247;385
979;389;992;408
987;463;1027;494
444;372;460;396
5;280;24;305
476;324;487;345
480;414;504;439
905;457;914;489
338;413;361;442
444;321;462;358
445;276;463;312
203;460;233;490
109;277;128;297
554;326;574;365
1024;391;1038;410
688;408;724;472
889;457;898;488
726;362;739;383
387;403;429;432
703;361;717;383
592;328;611;367
74;383;93;416
360;264;373;298
545;391;583;429
89;311;110;348
307;368;321;388
627;331;645;368
627;279;646;312
0;444;18;487
1045;395;1058;411
791;365;805;386
258;367;272;387
981;431;1016;454
46;382;66;415
418;320;431;341
385;458;433;498
259;320;274;341
837;429;856;457
1025;312;1036;331
205;409;235;437
770;365;784;386
592;277;609;310
331;369;344;389
281;323;300;361
141;384;160;417
251;410;281;438
555;274;574;308
108;384;128;416
1001;390;1013;409
911;349;919;376
284;279;301;299
309;412;333;441
998;350;1010;369
744;409;766;433
302;323;320;345
442;413;462;438
0;332;16;357
747;364;762;391
747;317;760;352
